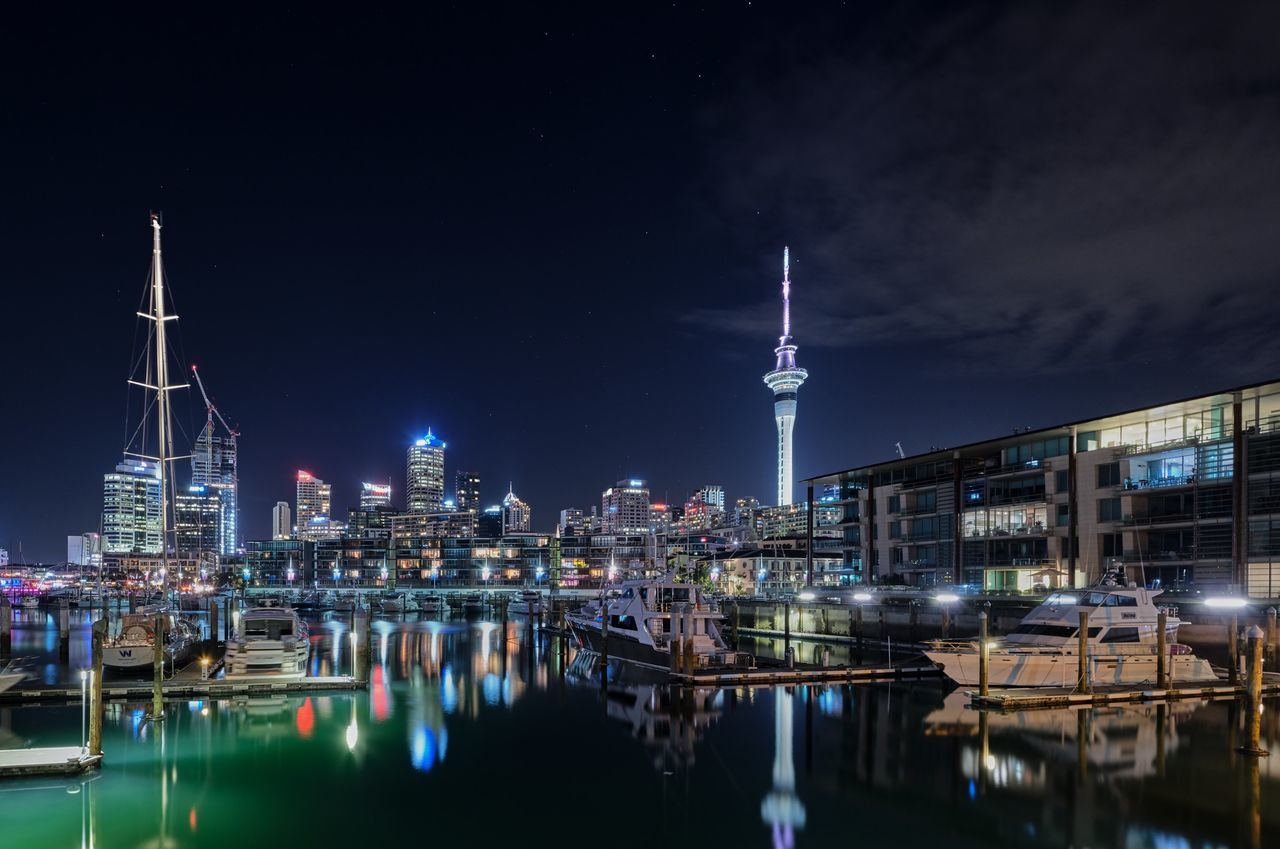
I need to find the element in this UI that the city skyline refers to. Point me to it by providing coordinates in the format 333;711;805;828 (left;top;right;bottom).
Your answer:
5;5;1280;560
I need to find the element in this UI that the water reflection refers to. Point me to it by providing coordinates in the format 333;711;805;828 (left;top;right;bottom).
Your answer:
0;611;1276;848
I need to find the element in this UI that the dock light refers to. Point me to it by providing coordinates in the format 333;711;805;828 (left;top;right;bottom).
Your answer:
200;657;209;681
350;631;358;679
935;593;960;604
379;566;388;582
798;591;816;602
1206;596;1248;609
852;592;872;603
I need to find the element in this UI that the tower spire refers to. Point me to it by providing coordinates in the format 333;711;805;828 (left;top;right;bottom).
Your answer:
781;245;791;341
763;246;808;506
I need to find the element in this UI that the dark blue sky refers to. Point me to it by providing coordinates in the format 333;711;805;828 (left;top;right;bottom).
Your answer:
3;3;1279;560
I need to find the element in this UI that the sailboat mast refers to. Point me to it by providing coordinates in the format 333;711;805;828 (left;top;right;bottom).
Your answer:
151;214;171;597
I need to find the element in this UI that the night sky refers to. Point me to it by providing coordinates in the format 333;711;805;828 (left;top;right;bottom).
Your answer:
4;3;1280;561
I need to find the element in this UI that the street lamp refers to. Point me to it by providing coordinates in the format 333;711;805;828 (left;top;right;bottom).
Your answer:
757;567;768;597
535;566;545;583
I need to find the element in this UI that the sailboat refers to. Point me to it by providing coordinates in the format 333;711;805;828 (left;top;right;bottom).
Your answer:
102;214;200;675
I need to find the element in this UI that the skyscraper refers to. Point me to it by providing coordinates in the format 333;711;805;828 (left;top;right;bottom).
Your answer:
67;532;102;567
407;430;446;512
102;459;162;554
192;422;238;556
762;247;808;506
602;479;650;534
559;508;586;534
684;485;725;530
454;470;480;513
295;471;332;539
360;481;392;509
502;484;531;532
175;484;221;557
272;502;292;540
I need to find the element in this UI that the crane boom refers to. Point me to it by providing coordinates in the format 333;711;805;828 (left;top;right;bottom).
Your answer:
191;365;239;437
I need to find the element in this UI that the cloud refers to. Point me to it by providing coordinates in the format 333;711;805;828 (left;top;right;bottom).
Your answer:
690;2;1280;375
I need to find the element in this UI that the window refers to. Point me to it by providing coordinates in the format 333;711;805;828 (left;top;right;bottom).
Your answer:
1101;627;1141;643
1056;470;1069;493
1011;623;1077;638
1098;498;1122;522
1102;594;1137;607
888;495;901;513
1056;504;1070;527
1101;533;1123;557
1097;463;1121;487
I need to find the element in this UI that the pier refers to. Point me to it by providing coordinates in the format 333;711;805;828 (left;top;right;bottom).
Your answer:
0;746;101;778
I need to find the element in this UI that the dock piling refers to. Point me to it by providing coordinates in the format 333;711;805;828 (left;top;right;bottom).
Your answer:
1230;614;1240;685
978;611;989;697
58;599;70;662
600;603;610;685
783;601;791;652
89;619;105;756
0;595;10;658
152;612;165;719
1077;610;1090;694
1237;625;1270;757
1267;607;1277;671
1157;609;1169;689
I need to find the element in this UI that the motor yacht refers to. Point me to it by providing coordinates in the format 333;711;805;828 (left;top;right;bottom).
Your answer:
507;589;543;616
566;577;746;671
223;606;310;680
381;593;419;613
924;571;1218;687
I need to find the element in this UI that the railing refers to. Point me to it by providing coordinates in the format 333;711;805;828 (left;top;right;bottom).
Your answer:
966;523;1052;538
1122;513;1194;526
1121;475;1197;491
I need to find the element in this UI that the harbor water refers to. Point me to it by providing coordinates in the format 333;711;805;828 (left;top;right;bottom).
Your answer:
1;608;1278;847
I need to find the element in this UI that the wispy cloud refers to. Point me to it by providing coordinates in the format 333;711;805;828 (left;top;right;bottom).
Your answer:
690;2;1280;376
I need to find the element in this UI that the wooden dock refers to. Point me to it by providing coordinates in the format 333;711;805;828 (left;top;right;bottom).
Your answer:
971;673;1280;711
673;663;942;687
0;746;101;778
0;675;364;706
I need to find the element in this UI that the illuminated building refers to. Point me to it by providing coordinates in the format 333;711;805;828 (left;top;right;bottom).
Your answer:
102;459;162;554
175;484;222;558
648;503;671;534
454;470;480;514
272;501;291;540
477;505;503;537
683;485;725;531
502;484;531;532
244;539;313;586
757;501;840;540
192;423;238;555
734;496;761;528
67;532;102;567
348;506;400;536
406;430;446;512
360;481;392;509
295;470;332;540
762;247;808;507
391;511;475;540
602;479;650;534
558;508;586;535
805;378;1280;595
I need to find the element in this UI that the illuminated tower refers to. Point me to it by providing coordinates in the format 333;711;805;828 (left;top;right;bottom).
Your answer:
762;247;808;506
406;429;446;512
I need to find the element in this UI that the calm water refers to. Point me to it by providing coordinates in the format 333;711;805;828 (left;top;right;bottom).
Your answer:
2;609;1278;848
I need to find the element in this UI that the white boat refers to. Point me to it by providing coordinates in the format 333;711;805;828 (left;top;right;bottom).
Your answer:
924;571;1218;687
102;608;200;671
566;576;747;671
333;593;356;612
417;593;444;614
380;593;419;613
20;596;40;609
0;660;25;694
462;593;487;613
223;606;310;679
507;589;544;616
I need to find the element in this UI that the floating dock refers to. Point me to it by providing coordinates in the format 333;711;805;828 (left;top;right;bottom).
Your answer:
672;662;942;687
971;673;1280;711
0;675;364;706
0;746;101;778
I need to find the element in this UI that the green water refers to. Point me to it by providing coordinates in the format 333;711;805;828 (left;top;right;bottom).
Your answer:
2;613;1278;848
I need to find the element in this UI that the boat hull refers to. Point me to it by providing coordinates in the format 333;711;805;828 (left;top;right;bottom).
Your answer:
924;648;1219;688
569;619;670;671
223;639;309;680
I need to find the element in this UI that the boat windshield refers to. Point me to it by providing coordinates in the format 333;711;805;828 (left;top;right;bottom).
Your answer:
244;618;295;639
1043;591;1117;607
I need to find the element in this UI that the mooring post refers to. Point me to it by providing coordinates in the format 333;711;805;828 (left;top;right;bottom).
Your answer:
1157;609;1169;689
208;597;218;643
978;610;989;697
0;595;11;658
600;600;610;686
683;606;696;673
732;601;740;651
129;593;138;614
1077;610;1090;694
909;601;918;642
1267;607;1278;671
670;603;683;675
59;598;71;661
783;601;791;651
152;612;165;719
89;618;106;757
942;604;951;640
1237;625;1269;757
1230;614;1240;686
879;609;886;641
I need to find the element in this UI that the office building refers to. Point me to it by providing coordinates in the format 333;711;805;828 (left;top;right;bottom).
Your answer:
360;481;392;509
192;423;238;556
102;459;162;554
734;496;761;528
67;532;102;567
391;511;475;540
762;247;808;506
559;508;586;535
175;485;222;557
602;479;650;534
455;470;481;514
757;502;840;541
805;379;1280;596
295;471;332;540
684;486;726;531
272;502;292;540
406;430;446;512
244;539;313;586
348;506;400;536
649;503;671;534
477;506;504;538
502;484;531;532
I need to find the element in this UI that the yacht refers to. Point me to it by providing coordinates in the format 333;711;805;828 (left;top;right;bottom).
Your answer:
417;593;444;615
507;589;543;616
566;577;746;672
223;607;310;679
924;571;1218;687
20;595;41;609
333;593;356;612
0;660;26;695
381;593;419;613
102;608;200;672
462;593;486;614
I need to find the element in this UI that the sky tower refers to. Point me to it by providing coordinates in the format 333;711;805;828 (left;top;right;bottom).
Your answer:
762;247;808;506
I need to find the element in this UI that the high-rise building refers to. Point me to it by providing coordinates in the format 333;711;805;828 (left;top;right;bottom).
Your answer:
407;430;446;512
192;423;238;556
272;502;292;540
102;459;162;554
763;247;808;507
684;486;726;531
477;505;504;537
454;470;480;514
67;532;102;567
602;479;650;534
559;508;586;535
0;548;8;567
296;471;332;540
649;503;671;534
175;485;222;557
734;496;761;528
502;484;531;533
360;481;392;509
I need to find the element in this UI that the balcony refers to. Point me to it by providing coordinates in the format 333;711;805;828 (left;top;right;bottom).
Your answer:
964;523;1052;539
1120;475;1198;492
1122;512;1194;527
898;503;938;516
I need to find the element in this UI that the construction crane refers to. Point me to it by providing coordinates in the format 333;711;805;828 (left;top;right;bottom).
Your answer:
191;364;239;559
191;364;239;443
